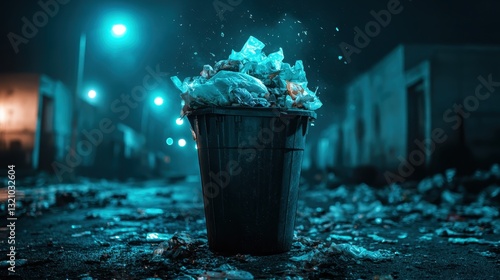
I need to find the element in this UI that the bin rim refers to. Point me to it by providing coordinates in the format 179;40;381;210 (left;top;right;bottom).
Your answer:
185;106;317;119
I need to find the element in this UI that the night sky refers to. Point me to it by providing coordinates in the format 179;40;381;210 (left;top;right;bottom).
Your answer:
1;0;500;125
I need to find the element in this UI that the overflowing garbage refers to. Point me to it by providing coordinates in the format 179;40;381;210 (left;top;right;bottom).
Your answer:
171;36;323;114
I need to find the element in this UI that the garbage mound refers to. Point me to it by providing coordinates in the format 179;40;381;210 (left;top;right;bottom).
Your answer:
171;36;323;114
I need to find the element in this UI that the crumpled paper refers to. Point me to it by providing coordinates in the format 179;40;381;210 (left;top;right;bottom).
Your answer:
171;36;322;113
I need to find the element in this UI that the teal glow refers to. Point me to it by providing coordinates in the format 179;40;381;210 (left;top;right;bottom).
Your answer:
112;24;127;37
154;97;164;106
97;10;141;51
87;89;97;99
178;139;187;147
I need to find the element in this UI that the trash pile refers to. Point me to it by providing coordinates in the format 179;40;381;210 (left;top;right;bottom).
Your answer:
4;165;500;279
299;164;500;253
171;36;323;114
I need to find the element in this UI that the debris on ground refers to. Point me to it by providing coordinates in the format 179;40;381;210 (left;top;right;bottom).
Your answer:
1;164;499;279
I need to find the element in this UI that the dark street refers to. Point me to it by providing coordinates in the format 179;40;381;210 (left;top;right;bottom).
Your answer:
2;0;500;279
1;168;499;279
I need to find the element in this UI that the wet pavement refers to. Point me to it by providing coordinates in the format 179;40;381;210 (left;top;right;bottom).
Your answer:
1;167;500;280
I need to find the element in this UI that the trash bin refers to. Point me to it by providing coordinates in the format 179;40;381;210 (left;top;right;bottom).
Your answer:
187;106;316;255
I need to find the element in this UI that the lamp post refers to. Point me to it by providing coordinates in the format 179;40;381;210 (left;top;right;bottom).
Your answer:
70;24;128;158
69;32;87;158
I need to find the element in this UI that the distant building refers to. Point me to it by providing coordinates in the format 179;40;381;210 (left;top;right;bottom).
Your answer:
0;72;197;179
0;73;72;170
315;45;500;181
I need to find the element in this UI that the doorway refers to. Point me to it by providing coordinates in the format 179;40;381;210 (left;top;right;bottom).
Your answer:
407;80;428;178
39;96;55;170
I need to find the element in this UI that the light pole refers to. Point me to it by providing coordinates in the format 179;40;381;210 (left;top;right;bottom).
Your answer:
70;24;128;156
70;32;87;157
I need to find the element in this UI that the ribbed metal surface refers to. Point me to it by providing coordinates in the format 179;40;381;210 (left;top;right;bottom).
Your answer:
188;107;314;254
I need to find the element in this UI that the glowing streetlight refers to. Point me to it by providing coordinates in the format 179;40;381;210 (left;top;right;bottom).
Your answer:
178;139;187;147
87;89;97;99
112;24;127;37
72;19;133;154
166;138;174;146
176;118;184;125
154;97;164;106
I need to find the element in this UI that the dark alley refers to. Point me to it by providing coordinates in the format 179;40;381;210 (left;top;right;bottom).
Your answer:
1;0;500;279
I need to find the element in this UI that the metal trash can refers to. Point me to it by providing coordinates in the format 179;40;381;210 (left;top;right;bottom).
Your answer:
187;106;316;255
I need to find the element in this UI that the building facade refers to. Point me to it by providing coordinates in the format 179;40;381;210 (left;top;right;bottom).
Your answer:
315;45;500;181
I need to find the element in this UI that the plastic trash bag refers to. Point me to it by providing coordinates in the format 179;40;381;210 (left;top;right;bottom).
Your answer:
173;71;268;108
171;36;322;112
330;243;395;262
229;35;266;62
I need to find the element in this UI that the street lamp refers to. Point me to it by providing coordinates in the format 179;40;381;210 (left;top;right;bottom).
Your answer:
71;22;129;155
178;139;187;147
141;94;165;143
112;24;127;37
154;97;164;106
87;89;97;99
75;24;128;101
